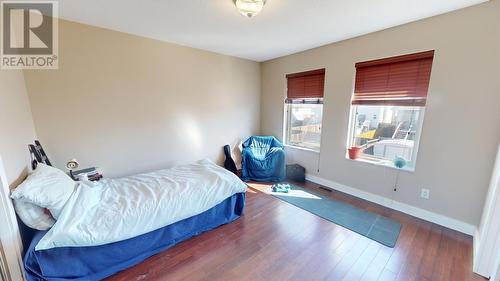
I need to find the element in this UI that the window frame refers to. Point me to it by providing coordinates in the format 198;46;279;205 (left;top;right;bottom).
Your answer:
346;104;426;171
347;51;434;172
283;99;324;153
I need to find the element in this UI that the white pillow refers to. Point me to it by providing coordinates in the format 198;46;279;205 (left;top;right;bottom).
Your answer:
13;199;55;230
11;163;76;219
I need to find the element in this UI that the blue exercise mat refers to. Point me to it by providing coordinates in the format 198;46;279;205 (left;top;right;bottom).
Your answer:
271;185;401;247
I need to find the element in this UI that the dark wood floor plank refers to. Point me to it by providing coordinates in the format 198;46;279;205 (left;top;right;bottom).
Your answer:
207;204;324;280
270;226;350;281
383;212;420;275
416;224;443;280
395;221;431;281
359;245;395;281
288;232;363;281
431;228;456;281
342;240;382;281
107;181;486;281
326;237;372;280
450;232;470;281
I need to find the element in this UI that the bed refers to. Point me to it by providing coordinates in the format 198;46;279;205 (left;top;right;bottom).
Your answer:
15;158;246;281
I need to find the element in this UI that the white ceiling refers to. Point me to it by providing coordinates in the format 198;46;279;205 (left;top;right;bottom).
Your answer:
58;0;487;62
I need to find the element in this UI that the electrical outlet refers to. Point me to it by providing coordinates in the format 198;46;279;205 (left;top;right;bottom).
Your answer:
420;188;430;199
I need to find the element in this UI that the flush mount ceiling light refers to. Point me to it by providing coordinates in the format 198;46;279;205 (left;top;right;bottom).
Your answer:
234;0;266;18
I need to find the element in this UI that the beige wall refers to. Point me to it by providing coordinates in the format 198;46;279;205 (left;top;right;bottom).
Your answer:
10;2;500;226
260;0;500;226
0;69;37;187
24;20;261;178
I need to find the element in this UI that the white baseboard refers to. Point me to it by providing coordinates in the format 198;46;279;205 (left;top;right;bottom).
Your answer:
306;173;476;236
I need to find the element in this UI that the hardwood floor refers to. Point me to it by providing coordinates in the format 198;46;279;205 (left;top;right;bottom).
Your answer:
107;181;485;281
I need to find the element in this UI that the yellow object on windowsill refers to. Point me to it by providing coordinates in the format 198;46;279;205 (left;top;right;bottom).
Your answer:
356;129;376;139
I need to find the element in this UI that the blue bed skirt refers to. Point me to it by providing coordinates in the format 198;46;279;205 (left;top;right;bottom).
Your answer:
24;193;246;281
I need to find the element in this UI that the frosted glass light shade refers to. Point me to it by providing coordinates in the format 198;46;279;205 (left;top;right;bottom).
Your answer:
234;0;266;18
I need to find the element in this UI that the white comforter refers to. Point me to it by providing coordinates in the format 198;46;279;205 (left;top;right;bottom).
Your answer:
35;159;247;250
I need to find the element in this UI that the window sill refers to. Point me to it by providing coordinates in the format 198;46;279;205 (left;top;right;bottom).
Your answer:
284;144;320;154
345;155;415;173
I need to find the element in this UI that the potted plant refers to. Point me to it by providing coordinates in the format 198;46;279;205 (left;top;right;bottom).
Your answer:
348;146;364;159
347;139;379;160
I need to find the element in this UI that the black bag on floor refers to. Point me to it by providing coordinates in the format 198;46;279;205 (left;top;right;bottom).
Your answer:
223;144;238;175
286;164;306;182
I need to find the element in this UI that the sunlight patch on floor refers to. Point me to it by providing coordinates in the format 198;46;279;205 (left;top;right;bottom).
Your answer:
246;182;321;199
268;189;322;200
245;188;257;194
246;182;272;193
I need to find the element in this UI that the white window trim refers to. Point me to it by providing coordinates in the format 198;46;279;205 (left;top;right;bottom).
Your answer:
282;99;288;146
345;155;416;172
284;144;321;154
345;105;426;172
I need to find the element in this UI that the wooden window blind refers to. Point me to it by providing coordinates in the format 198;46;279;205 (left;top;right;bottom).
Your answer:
353;50;434;106
286;68;325;103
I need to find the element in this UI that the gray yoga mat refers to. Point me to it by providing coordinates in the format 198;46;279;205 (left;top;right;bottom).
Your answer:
271;185;401;247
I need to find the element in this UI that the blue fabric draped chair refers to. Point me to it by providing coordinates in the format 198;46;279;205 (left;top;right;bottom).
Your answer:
241;136;285;182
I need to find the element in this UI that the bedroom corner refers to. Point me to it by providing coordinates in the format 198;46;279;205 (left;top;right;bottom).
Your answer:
0;49;38;281
0;1;498;280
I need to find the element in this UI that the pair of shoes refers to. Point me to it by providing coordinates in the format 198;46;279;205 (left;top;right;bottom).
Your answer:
272;183;291;193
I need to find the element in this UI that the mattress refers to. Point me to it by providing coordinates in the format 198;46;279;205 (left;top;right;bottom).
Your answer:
24;192;245;281
36;159;247;250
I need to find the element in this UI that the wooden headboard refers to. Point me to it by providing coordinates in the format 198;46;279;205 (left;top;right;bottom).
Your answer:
28;140;52;170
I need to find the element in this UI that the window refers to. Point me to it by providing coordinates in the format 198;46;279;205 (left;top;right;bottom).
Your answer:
350;105;423;164
284;69;325;151
347;51;434;169
285;101;323;151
